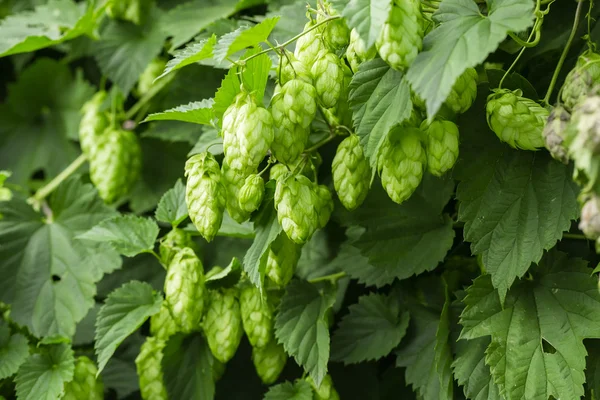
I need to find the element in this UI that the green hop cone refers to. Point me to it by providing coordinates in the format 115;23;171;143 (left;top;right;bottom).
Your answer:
444;67;478;114
346;28;377;73
324;64;354;128
317;3;350;51
89;127;142;204
376;0;424;70
486;89;549;150
311;52;345;108
79;91;108;157
137;58;167;96
561;51;600;109
222;160;255;223
565;96;600;190
223;92;274;171
61;356;103;400
135;337;168;400
159;228;197;267
270;79;317;165
294;21;328;66
377;126;426;204
150;303;178;340
203;288;244;363
332;135;371;210
275;174;320;244
278;52;312;85
270;164;289;181
185;152;226;241
579;195;600;240
238;174;265;213
240;285;274;348
307;374;340;400
421;119;460;177
266;232;302;286
252;340;287;385
543;105;570;164
314;185;334;229
164;247;206;333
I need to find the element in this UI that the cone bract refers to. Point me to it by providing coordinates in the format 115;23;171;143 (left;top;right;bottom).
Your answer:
62;356;103;400
266;232;302;286
252;339;287;385
203;289;244;363
135;337;168;400
240;285;274;348
422;119;460;177
376;0;423;70
332;135;371;210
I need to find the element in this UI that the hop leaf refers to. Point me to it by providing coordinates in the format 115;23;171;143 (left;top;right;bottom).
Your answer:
164;247;206;333
62;356;103;400
311;52;345;108
486;89;548;150
135;337;168;400
332;135;371;210
89;127;142;204
203;289;244;363
240;285;274;348
266;232;302;287
275;174;321;244
375;0;424;71
78;91;108;158
543;105;570;164
252;339;288;385
185;152;226;241
150;303;179;341
238;174;265;213
561;51;600;109
377;126;426;204
422;119;460;177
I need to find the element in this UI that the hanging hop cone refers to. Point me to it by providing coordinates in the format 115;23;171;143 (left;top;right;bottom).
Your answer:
444;67;478;114
164;247;206;333
88;127;142;204
421;119;460;177
137;58;167;96
311;52;345;108
376;0;424;71
222;160;255;223
346;28;377;73
275;174;321;244
314;184;334;229
203;288;244;363
486;89;548;151
135;337;168;400
542;105;570;164
332;135;371;210
159;228;197;267
185;152;226;241
150;303;178;341
252;339;288;385
62;356;103;400
266;232;302;287
307;374;341;400
238;174;265;213
239;285;274;348
580;195;600;240
278;52;312;85
561;51;600;110
317;2;350;51
377;126;426;204
270;79;317;165
270;164;290;181
79;91;108;158
566;96;600;190
294;20;328;67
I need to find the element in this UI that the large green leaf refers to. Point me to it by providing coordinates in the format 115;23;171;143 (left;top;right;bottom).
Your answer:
0;325;29;379
213;17;280;61
14;344;74;400
144;98;215;125
155;180;188;227
94;281;162;373
453;336;501;400
0;0;102;58
0;58;94;184
406;0;535;117
0;178;119;338
331;293;409;364
459;250;600;400
275;280;336;386
341;0;391;49
157;36;217;79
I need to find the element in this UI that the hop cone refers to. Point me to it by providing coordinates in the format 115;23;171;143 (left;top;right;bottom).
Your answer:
223;92;274;171
332;135;371;210
580;196;600;240
79;91;108;157
252;340;287;385
377;126;426;204
307;374;340;400
150;303;178;340
185;152;226;241
278;52;312;85
222;160;255;223
314;185;334;229
275;174;320;244
266;232;302;286
317;3;350;51
270;164;289;181
164;247;205;333
159;228;197;267
561;51;600;109
566;96;600;190
62;356;103;400
346;28;376;73
238;174;265;213
240;285;274;348
203;289;244;363
135;337;168;400
486;89;548;150
138;58;167;96
311;52;345;108
444;68;478;114
543;105;570;164
376;0;423;70
270;79;317;165
422;120;460;177
324;64;354;128
294;21;328;66
89;127;141;204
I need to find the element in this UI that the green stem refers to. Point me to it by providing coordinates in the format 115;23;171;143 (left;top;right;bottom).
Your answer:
508;29;541;47
126;72;176;121
562;232;589;240
542;0;584;104
308;271;347;284
29;154;87;203
304;133;337;153
499;19;540;90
